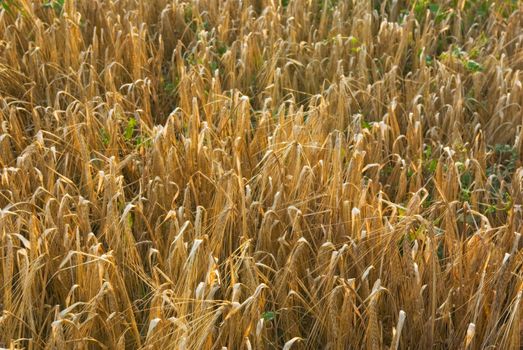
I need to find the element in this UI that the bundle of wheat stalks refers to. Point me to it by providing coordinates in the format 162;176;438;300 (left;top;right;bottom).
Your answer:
0;0;522;349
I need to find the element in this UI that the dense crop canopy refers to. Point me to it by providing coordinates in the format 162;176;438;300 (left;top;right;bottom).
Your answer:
0;0;522;349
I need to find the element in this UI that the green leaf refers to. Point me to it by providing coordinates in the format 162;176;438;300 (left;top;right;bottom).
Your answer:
100;128;110;146
361;119;373;130
452;46;466;58
484;204;497;215
460;188;471;202
477;1;489;17
427;159;437;174
164;81;176;94
1;1;13;15
44;0;64;14
216;41;228;56
465;60;483;72
262;311;276;321
423;145;432;159
127;212;134;229
124;117;137;141
210;61;219;72
437;242;444;261
428;3;440;14
382;165;393;177
460;170;472;188
183;4;193;23
414;0;428;20
349;36;361;53
1;0;21;16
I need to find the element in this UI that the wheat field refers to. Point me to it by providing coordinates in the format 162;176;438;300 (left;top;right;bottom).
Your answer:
0;0;522;349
